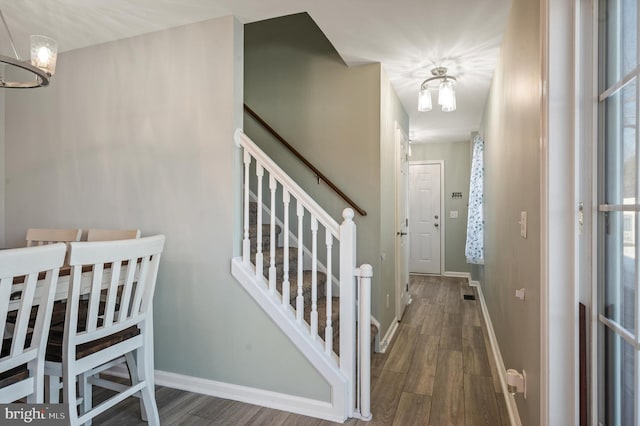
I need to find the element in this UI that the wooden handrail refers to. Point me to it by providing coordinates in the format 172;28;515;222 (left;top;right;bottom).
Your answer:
244;104;367;216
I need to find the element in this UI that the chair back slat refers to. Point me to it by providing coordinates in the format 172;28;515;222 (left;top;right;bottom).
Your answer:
140;254;161;314
11;273;38;357
103;261;122;327
85;264;105;333
118;262;137;323
130;256;150;318
0;243;65;403
0;277;13;355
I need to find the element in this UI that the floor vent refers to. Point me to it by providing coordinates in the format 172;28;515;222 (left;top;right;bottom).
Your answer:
463;294;476;301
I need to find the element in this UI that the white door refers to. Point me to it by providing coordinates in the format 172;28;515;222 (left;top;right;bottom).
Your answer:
395;126;410;319
409;163;442;274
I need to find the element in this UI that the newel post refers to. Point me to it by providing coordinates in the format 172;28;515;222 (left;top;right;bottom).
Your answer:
339;208;357;416
358;264;373;421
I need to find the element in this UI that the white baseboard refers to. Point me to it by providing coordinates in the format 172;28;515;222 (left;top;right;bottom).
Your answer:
469;281;522;426
104;365;344;423
443;271;472;280
378;318;399;354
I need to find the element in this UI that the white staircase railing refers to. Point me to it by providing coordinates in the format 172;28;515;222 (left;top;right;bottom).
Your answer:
233;129;372;421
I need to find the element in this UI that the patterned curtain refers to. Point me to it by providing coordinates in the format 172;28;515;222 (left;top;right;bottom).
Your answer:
465;135;484;264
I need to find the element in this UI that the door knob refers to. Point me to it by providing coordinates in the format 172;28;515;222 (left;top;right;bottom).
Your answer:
434;223;439;228
397;231;408;236
434;215;439;219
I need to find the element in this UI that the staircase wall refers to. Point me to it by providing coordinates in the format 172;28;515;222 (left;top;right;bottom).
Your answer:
245;13;408;336
3;15;331;403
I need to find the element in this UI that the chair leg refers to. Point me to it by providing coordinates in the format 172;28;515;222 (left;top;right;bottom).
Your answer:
125;352;148;421
63;370;78;426
139;383;159;426
136;347;159;425
78;372;92;426
48;375;61;403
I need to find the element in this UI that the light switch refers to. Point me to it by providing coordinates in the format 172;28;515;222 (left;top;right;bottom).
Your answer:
520;211;527;239
450;210;458;219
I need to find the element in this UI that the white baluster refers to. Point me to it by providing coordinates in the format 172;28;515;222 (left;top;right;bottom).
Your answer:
282;190;291;307
358;264;373;421
255;164;264;280
339;208;357;415
296;202;304;322
242;149;252;266
268;175;277;294
325;230;333;354
310;216;318;340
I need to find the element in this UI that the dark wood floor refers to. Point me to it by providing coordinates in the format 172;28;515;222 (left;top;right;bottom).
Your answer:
93;275;509;425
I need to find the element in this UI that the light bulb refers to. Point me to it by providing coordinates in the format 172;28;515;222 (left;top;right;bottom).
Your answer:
439;79;456;112
418;87;432;112
37;46;51;63
30;35;58;75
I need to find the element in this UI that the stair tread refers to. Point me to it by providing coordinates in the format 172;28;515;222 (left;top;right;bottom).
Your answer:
285;270;327;304
248;223;282;236
303;297;378;355
248;224;282;254
247;202;380;357
261;247;299;267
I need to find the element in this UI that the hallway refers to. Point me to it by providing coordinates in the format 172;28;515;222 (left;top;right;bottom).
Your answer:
93;275;509;425
365;275;509;425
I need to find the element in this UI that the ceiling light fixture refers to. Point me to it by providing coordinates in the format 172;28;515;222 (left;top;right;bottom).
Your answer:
0;9;57;88
418;67;456;112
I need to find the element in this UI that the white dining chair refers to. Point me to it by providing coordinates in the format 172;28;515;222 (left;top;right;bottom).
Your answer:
26;228;82;267
0;243;66;403
26;228;82;246
45;235;165;426
86;229;141;242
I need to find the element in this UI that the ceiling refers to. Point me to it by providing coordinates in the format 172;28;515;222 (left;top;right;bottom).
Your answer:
0;0;512;144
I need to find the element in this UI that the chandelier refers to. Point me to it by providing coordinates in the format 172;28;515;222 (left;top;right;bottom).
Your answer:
0;9;57;88
418;67;456;112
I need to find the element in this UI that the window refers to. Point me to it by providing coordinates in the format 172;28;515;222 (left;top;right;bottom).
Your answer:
598;0;640;424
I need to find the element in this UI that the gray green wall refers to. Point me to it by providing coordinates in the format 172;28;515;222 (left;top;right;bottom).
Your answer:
3;16;330;402
410;141;472;274
379;68;410;328
244;13;408;336
479;0;541;423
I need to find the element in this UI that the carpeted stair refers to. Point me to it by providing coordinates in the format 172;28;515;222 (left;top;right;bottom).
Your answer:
249;201;377;354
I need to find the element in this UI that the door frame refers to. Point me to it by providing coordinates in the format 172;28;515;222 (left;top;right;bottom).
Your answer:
395;123;410;320
408;159;445;276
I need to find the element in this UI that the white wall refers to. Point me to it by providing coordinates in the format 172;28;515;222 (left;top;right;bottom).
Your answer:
4;16;330;401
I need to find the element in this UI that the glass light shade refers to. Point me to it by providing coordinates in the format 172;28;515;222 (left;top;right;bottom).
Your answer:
418;87;432;112
30;35;57;76
438;80;456;112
